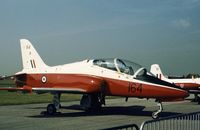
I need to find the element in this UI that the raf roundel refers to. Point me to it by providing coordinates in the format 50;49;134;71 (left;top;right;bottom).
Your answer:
41;75;47;83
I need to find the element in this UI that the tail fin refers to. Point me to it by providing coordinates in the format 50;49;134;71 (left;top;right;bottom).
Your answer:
150;64;166;80
20;39;48;70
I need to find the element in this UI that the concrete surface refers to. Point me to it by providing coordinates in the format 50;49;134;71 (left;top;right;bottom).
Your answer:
0;98;200;130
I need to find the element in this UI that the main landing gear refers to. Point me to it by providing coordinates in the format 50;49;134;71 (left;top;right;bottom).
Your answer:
152;101;163;119
80;93;105;111
46;93;61;115
80;82;106;112
44;92;105;115
192;94;200;104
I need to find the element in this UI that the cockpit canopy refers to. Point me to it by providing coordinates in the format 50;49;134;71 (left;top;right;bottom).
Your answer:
93;58;147;77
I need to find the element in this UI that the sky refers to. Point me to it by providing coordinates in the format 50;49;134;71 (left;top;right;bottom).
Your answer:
0;0;200;76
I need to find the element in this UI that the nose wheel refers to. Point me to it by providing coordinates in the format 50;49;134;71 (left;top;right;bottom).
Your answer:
152;101;163;119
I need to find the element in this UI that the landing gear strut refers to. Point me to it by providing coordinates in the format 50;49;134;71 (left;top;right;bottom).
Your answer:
46;93;61;115
152;101;163;119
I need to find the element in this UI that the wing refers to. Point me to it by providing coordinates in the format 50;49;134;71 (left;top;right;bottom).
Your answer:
0;85;87;94
189;89;200;94
32;87;86;94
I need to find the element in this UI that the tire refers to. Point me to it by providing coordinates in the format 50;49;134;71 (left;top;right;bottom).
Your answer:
80;94;102;111
47;104;56;115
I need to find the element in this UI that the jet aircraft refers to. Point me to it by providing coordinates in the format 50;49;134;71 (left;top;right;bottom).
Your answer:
0;39;189;119
150;64;200;102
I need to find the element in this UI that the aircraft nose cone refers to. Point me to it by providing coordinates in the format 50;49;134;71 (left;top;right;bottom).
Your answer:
175;89;189;100
182;90;189;98
160;88;189;102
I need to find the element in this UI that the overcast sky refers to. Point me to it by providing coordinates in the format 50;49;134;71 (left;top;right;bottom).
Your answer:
0;0;200;76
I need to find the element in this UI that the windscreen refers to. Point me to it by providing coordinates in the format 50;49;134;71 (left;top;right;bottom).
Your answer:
93;58;144;76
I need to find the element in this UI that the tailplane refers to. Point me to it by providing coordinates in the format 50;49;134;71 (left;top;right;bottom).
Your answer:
20;39;48;70
150;64;166;80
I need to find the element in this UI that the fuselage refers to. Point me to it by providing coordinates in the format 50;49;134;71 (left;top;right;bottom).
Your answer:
15;58;189;102
164;78;200;90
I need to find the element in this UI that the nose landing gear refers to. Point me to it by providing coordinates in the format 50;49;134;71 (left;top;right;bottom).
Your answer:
152;101;163;119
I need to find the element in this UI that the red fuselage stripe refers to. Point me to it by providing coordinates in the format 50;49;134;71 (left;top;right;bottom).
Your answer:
17;73;189;101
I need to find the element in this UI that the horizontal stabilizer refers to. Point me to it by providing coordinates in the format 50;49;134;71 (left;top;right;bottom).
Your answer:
0;87;31;93
0;75;15;80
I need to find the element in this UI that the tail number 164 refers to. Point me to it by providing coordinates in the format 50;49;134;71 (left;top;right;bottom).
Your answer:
128;83;143;93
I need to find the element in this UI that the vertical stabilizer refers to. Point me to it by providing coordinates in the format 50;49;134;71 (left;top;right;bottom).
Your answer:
20;39;48;70
150;64;166;80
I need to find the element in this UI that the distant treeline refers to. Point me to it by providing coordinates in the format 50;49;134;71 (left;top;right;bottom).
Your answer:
168;73;200;79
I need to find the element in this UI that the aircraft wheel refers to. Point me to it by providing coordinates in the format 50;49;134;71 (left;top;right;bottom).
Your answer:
80;94;91;110
47;104;56;115
152;112;159;119
80;94;102;111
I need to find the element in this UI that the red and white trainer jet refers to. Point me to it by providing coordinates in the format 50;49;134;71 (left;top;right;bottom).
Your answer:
0;39;189;119
150;64;200;102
